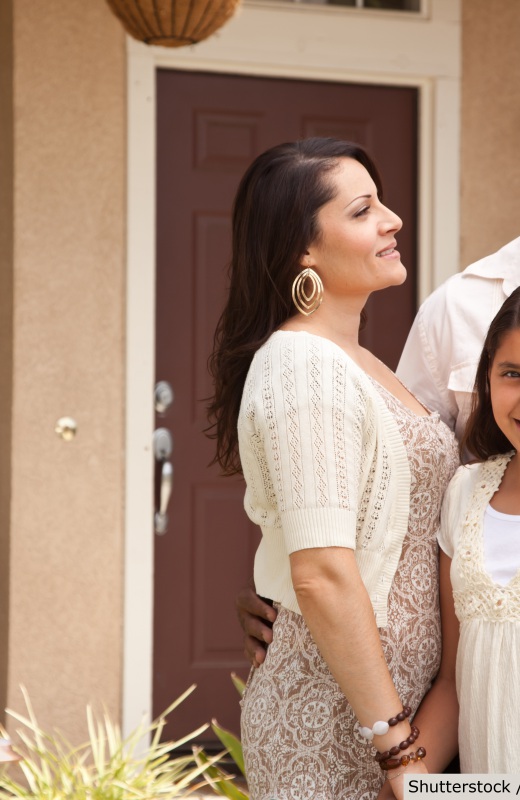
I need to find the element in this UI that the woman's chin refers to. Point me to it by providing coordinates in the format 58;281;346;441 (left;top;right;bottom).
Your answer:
379;263;407;289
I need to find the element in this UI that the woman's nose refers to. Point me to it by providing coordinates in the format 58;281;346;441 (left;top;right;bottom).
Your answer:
381;207;403;232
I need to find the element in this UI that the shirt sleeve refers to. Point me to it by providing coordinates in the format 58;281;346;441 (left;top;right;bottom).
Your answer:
255;334;364;554
396;288;458;431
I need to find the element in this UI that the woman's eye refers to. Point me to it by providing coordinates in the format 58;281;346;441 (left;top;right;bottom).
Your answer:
503;370;520;378
354;206;370;218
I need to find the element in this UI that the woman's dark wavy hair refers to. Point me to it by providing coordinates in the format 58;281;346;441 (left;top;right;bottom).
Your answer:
206;137;383;475
460;286;520;461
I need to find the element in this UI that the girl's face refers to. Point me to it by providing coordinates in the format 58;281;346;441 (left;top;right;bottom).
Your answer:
489;327;520;451
306;158;406;302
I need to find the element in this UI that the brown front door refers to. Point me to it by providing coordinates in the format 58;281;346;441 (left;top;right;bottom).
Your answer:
154;69;418;744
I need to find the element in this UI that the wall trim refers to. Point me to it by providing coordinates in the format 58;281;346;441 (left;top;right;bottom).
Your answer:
123;0;461;735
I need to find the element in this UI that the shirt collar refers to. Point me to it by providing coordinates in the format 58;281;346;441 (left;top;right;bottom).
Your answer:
463;236;520;296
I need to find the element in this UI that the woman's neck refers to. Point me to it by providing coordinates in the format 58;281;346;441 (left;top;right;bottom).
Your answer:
282;297;365;357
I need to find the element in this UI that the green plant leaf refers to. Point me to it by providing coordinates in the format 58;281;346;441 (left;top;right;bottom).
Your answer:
193;748;248;800
0;686;219;799
211;720;245;777
230;674;246;698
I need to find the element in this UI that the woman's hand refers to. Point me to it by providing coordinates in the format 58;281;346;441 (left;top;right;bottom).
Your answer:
236;579;277;667
380;760;429;800
376;777;395;800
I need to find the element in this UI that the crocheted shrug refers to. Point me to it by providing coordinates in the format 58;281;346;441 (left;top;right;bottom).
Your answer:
238;330;411;627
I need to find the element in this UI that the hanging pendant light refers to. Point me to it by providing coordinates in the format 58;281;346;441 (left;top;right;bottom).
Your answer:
106;0;241;48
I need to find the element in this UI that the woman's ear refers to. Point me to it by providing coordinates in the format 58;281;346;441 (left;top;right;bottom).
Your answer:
300;251;314;269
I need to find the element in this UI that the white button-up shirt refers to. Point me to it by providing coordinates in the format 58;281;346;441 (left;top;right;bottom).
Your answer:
396;236;520;441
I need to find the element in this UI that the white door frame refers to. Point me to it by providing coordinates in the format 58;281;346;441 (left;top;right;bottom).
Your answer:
123;0;461;735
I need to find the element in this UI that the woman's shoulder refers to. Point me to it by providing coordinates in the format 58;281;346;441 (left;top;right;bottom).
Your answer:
254;329;366;377
246;329;373;406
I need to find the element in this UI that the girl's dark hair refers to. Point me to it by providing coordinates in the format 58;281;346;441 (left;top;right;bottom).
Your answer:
461;286;520;461
206;137;383;475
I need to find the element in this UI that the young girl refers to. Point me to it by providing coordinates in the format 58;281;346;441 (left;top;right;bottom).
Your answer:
437;286;520;772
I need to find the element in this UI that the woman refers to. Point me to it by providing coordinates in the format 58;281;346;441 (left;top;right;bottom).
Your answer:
207;138;459;799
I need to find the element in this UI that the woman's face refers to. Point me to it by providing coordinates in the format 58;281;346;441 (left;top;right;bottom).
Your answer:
489;327;520;451
306;158;406;302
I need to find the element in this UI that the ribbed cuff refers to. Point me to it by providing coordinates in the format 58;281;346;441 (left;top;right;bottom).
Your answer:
281;507;357;553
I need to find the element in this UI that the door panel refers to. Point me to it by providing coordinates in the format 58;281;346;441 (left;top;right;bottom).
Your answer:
155;69;418;743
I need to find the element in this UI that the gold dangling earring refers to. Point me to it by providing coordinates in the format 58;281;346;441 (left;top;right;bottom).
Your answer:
292;268;324;316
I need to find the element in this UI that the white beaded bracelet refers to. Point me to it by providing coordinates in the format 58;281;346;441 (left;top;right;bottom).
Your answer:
358;720;390;741
358;706;412;742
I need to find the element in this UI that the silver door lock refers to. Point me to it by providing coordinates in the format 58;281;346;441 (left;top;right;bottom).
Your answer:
153;428;173;461
154;381;174;414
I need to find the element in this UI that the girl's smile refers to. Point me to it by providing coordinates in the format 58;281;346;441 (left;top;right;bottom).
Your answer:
489;327;520;452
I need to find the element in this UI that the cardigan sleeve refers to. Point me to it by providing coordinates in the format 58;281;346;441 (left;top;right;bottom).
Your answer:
252;333;366;554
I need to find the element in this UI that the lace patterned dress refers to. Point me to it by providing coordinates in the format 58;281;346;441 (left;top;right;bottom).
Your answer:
241;381;459;800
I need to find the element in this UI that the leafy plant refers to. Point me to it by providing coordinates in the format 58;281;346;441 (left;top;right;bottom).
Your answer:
0;684;224;799
229;675;245;700
194;673;248;800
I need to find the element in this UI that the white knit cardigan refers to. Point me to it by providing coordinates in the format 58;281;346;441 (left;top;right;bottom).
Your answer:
238;330;411;627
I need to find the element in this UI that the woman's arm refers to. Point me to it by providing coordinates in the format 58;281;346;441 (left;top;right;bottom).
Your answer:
407;550;459;771
290;546;429;778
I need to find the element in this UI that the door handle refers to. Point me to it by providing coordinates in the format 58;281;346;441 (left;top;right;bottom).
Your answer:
155;460;173;535
153;427;174;535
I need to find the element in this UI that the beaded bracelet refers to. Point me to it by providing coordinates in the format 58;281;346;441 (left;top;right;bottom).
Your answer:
387;771;404;782
375;726;420;763
358;706;412;742
379;747;427;771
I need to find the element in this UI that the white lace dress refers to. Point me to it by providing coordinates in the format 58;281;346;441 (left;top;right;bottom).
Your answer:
439;453;520;773
241;381;459;800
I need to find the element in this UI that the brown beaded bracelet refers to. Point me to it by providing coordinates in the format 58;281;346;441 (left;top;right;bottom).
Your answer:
375;726;420;763
388;705;413;728
379;747;427;771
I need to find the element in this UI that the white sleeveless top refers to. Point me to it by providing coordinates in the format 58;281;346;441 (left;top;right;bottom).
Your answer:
483;504;520;586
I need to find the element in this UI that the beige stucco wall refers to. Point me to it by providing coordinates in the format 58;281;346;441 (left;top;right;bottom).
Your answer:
1;0;519;750
3;0;126;740
460;0;520;267
0;0;14;724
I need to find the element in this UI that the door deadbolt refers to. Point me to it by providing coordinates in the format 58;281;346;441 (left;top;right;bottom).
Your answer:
153;428;173;461
154;381;174;414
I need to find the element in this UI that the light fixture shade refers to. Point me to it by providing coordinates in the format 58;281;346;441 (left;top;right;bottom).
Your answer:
106;0;241;47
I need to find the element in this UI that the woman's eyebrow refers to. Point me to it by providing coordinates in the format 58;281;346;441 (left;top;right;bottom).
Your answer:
345;193;372;208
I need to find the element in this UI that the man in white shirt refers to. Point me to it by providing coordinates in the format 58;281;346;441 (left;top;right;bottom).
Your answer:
396;236;520;440
238;236;520;665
